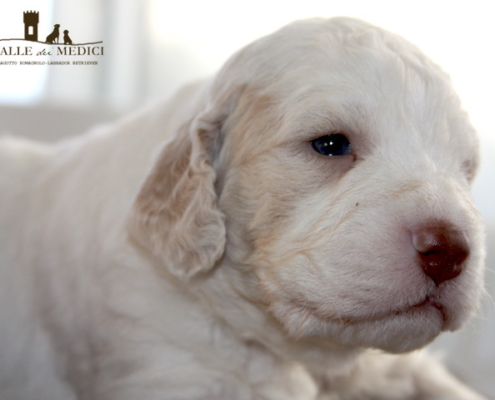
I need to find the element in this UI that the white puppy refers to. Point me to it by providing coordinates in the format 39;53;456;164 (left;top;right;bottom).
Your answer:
0;17;487;400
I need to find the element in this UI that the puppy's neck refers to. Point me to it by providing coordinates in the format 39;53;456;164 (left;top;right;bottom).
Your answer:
195;258;362;377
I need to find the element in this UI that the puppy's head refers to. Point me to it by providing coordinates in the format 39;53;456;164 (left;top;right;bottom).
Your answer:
130;17;485;353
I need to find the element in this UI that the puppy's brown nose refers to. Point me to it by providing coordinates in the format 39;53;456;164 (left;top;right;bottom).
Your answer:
412;225;469;285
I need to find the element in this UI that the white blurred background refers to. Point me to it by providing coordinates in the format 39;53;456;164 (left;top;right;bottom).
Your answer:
0;0;493;397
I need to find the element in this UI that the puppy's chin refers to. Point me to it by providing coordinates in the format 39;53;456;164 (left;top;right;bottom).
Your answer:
270;299;447;353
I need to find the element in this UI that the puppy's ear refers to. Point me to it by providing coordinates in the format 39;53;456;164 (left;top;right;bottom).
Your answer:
128;117;225;280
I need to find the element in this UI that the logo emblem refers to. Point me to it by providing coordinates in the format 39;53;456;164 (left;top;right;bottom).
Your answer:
0;10;104;65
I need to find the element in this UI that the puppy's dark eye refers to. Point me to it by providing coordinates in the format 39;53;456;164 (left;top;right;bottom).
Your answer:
311;134;351;156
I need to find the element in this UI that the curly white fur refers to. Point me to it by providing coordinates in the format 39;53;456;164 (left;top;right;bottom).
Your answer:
0;17;487;400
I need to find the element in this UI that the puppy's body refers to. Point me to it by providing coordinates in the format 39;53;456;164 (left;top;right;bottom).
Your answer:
0;18;486;399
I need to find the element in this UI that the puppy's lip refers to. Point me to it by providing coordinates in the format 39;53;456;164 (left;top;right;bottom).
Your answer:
410;297;447;322
295;296;446;326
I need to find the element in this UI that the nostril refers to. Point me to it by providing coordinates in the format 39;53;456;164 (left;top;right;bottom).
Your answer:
412;225;470;285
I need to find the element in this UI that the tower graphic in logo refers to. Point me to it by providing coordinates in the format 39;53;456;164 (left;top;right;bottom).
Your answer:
0;10;103;50
23;11;39;42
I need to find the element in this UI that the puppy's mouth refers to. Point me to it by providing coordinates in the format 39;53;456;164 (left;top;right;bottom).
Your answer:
270;292;456;351
293;295;447;326
407;297;447;322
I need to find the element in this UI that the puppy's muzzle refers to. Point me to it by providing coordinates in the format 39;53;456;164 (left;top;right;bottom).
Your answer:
412;222;470;285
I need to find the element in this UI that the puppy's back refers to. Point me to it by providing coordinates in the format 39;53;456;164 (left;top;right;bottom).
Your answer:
0;135;52;211
0;134;52;177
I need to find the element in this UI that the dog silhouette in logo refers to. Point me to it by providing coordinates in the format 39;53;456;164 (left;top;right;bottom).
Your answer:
63;30;72;45
46;24;60;44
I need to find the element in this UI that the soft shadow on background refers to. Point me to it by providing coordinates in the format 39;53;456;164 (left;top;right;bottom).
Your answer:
0;0;493;397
